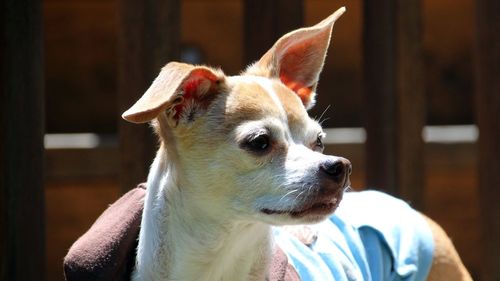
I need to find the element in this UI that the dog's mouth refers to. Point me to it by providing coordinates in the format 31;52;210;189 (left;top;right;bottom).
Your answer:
260;192;342;218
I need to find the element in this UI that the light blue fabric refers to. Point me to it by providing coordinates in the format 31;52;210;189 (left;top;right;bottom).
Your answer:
273;190;434;281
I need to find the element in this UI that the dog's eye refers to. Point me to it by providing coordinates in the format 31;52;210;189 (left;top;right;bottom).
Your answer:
314;133;325;151
243;134;271;154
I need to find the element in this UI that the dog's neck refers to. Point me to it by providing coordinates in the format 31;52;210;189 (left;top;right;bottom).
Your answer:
133;146;273;281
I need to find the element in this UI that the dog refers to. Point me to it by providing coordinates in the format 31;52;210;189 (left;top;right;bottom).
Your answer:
121;7;472;281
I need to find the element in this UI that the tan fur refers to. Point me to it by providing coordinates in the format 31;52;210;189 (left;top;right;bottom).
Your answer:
224;79;283;125
123;63;226;124
272;83;309;124
423;215;473;281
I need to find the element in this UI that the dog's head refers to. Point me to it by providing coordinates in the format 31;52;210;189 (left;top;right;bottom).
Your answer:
122;7;350;225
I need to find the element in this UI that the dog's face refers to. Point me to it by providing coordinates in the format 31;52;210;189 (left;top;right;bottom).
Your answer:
123;8;350;225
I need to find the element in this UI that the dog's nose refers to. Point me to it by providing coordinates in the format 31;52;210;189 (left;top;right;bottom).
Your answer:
319;157;352;183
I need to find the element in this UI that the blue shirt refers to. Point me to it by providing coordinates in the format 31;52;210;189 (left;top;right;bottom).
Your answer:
273;190;434;281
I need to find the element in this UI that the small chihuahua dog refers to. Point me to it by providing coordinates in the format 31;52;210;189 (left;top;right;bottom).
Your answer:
122;7;471;281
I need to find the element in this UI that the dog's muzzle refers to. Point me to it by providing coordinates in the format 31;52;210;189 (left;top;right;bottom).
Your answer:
259;156;352;219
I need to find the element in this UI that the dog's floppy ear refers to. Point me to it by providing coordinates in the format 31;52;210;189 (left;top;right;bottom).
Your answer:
122;62;225;124
246;7;345;109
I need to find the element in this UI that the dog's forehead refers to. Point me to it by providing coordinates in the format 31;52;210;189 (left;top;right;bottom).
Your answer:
224;75;310;127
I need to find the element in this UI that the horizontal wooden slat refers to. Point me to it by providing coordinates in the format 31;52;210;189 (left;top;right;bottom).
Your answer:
45;148;119;180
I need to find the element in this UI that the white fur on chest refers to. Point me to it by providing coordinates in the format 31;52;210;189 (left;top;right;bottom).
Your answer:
132;154;272;281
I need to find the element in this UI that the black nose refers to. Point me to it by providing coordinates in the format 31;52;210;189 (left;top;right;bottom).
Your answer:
320;157;352;182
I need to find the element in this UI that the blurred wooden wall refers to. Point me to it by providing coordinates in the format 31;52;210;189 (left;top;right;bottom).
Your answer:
44;0;476;135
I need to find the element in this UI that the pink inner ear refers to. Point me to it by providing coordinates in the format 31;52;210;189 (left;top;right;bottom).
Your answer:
279;74;313;106
276;40;321;107
173;69;219;120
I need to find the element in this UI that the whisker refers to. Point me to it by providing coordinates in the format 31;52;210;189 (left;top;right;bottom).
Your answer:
317;104;331;123
279;189;299;202
294;189;307;201
319;117;331;126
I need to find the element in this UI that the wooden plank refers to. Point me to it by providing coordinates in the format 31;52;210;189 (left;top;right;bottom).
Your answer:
0;0;46;280
394;0;425;209
44;1;118;134
362;0;424;209
46;179;120;281
362;0;397;194
474;0;500;280
243;0;303;64
117;0;180;192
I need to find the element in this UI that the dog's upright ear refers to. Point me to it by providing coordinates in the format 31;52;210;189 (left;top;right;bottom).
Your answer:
122;62;225;124
246;7;345;109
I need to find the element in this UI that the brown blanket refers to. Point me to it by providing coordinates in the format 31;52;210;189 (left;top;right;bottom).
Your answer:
63;184;299;281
